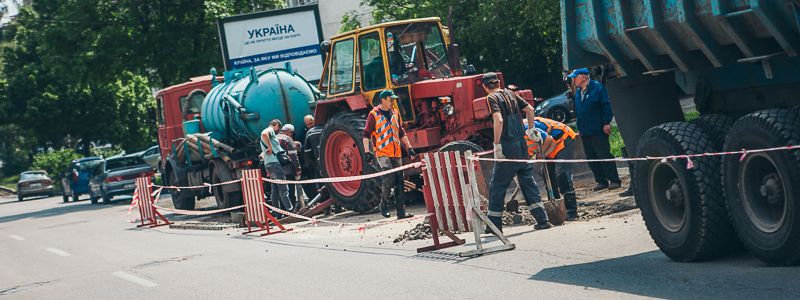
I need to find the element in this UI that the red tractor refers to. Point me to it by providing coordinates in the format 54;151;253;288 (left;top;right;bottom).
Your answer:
310;17;535;212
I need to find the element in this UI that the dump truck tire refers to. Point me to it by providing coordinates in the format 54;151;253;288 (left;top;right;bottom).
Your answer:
634;122;735;262
722;108;800;266
318;113;381;213
690;114;735;150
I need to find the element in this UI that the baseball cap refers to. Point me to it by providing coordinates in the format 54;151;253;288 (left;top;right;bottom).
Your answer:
481;72;500;85
379;89;399;99
567;68;590;78
281;124;295;132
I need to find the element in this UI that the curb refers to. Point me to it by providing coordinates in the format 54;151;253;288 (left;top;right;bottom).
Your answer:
0;186;16;194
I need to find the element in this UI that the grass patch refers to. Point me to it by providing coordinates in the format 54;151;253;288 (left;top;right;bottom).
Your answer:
609;124;623;158
1;175;20;190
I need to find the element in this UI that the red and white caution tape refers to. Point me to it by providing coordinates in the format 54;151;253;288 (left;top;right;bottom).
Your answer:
261;202;428;234
152;204;245;216
469;145;800;165
150;179;241;191
262;162;423;185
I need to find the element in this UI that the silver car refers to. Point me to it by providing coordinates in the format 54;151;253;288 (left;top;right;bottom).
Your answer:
88;155;153;204
16;171;55;201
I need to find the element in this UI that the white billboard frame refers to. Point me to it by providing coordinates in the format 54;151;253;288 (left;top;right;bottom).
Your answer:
217;5;325;81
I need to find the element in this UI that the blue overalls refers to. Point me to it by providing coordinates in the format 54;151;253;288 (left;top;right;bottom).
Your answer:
488;90;550;229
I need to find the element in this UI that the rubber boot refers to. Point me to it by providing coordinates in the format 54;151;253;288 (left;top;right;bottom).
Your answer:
565;192;578;221
396;206;413;220
530;207;552;230
485;215;503;235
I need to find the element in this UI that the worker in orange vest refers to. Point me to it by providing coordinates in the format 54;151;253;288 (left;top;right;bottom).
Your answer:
362;89;416;220
525;117;580;220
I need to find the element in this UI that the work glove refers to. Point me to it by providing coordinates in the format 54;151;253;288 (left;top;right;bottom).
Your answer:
407;148;417;157
364;152;376;165
526;128;542;143
493;144;505;159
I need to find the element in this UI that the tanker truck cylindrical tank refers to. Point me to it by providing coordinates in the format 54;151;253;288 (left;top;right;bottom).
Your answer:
201;68;314;142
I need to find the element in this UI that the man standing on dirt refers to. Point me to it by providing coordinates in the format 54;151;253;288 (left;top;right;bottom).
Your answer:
261;119;293;214
484;72;551;232
568;68;623;191
525;117;579;220
362;89;415;220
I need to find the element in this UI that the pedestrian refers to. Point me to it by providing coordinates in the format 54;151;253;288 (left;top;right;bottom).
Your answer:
568;68;623;191
277;124;302;209
484;72;551;233
525;117;579;220
362;89;415;220
300;114;323;201
260;119;293;214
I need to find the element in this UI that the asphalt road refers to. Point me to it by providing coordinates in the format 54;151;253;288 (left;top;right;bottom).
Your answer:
1;194;798;299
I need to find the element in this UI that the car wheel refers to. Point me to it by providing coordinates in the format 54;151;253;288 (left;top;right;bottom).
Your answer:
548;107;570;123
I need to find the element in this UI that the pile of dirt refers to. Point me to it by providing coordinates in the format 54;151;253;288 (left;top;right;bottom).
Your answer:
577;197;637;220
393;220;433;243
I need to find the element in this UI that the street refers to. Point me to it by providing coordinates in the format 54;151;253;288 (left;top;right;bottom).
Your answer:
1;194;798;299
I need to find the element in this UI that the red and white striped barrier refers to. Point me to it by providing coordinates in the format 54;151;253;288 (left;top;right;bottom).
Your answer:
241;169;291;236
418;151;515;257
133;177;172;228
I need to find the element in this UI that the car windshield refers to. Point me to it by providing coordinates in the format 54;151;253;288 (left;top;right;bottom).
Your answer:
105;157;145;171
20;172;48;181
76;159;102;171
384;22;450;85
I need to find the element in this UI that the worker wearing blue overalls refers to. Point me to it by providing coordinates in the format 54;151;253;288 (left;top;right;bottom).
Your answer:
484;73;551;233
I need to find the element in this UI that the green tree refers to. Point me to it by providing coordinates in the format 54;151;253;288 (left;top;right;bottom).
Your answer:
339;10;363;33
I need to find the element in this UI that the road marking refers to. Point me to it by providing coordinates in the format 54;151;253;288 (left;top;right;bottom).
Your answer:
45;248;71;257
9;235;25;241
112;271;158;288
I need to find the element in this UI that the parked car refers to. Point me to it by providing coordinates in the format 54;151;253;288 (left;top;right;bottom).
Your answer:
535;90;574;124
62;157;103;203
16;171;55;201
88;154;154;204
132;145;160;171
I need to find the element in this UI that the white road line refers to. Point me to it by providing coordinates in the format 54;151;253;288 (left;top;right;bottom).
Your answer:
9;235;25;241
45;247;71;257
112;271;158;288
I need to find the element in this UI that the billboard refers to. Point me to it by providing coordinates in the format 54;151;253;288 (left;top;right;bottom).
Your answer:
218;5;324;81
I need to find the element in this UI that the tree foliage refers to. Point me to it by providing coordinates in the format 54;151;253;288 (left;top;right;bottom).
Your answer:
362;0;564;97
31;148;82;184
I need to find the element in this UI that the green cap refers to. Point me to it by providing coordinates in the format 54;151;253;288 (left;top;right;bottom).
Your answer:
379;89;399;99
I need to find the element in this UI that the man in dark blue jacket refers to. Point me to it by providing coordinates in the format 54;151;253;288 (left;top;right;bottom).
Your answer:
568;68;622;191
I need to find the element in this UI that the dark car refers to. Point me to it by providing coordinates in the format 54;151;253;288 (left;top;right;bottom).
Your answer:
88;155;153;204
62;157;103;203
535;90;574;124
16;171;55;201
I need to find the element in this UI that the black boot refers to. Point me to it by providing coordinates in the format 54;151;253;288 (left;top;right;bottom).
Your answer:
484;215;503;235
565;192;578;221
530;206;552;230
396;206;413;220
380;202;391;218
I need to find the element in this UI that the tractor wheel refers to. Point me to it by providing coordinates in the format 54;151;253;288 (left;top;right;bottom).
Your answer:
722;109;800;265
318;112;381;213
211;161;243;209
690;114;735;150
634;122;736;262
166;165;197;210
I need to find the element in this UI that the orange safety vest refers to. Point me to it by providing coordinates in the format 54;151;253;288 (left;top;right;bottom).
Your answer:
370;107;402;158
526;117;577;158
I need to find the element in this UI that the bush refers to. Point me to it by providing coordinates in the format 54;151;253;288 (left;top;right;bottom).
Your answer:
31;149;82;187
90;145;124;159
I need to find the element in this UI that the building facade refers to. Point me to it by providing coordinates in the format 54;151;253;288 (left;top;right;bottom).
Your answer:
285;0;372;39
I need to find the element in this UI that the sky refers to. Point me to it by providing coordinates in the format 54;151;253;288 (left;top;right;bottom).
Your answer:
0;0;24;26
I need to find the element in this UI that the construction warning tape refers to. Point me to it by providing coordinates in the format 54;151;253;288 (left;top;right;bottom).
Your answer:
261;202;428;234
152;204;245;216
150;178;242;191
260;162;424;185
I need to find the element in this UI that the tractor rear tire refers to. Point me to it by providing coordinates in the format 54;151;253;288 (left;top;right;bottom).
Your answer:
722;109;800;266
318;113;381;213
690;114;735;150
634;122;736;262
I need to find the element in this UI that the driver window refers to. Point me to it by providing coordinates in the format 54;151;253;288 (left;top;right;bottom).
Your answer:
182;91;206;116
359;32;387;91
329;38;355;94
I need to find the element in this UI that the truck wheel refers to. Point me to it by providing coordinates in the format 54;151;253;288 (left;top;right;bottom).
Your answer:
690;114;735;150
318;113;381;213
722;109;800;265
634;122;735;262
17;195;23;201
166;166;196;210
211;162;243;209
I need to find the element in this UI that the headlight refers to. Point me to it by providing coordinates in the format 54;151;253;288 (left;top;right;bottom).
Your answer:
443;104;455;116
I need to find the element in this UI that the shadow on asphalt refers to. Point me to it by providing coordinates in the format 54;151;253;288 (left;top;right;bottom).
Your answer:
0;196;132;224
530;250;800;298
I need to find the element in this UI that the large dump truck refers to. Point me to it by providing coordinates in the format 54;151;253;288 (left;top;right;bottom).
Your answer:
562;0;800;265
